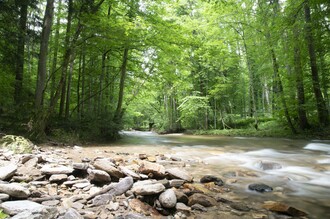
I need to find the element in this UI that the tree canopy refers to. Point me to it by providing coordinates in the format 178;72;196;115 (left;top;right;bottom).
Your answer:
0;0;329;141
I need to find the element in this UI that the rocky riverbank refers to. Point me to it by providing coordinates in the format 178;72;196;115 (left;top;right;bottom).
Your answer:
0;135;309;219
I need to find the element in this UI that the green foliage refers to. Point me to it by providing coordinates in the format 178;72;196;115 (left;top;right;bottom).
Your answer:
0;210;9;219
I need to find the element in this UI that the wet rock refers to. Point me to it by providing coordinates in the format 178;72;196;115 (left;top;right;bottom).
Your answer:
132;182;165;195
129;199;161;217
255;161;282;170
40;165;74;175
94;159;125;179
200;175;224;186
60;208;84;219
49;174;68;183
0;200;56;216
87;169;111;183
159;189;177;208
248;183;273;193
0;183;30;198
187;193;217;207
0;163;17;181
166;168;193;182
191;203;207;212
138;160;166;178
229;202;250;212
262;201;307;217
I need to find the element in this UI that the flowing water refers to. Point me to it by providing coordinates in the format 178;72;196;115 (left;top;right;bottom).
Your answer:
68;131;330;218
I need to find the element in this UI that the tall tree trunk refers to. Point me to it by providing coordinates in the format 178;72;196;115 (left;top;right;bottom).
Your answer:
32;0;55;141
50;0;62;103
35;0;55;109
270;48;297;133
14;0;29;105
113;48;129;123
293;24;310;130
304;1;329;126
65;55;74;119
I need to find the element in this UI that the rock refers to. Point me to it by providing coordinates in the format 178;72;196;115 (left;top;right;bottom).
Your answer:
0;183;30;198
0;193;9;201
0;135;34;154
200;175;224;186
138;160;166;178
107;201;119;211
92;193;114;206
72;163;89;170
87;169;111;183
112;176;134;196
61;208;84;219
93;159;124;179
159;189;177;208
248;183;273;193
0;200;55;216
255;161;282;170
169;179;185;188
118;166;140;180
229;202;250;212
262;201;307;217
63;179;89;187
0;163;17;181
49;174;68;183
166;168;193;182
191;203;207;212
139;154;147;160
132;182;165;196
174;191;189;204
147;156;157;162
187;193;217;207
40;165;74;175
176;202;191;213
129;199;161;217
42;200;60;206
73;182;91;189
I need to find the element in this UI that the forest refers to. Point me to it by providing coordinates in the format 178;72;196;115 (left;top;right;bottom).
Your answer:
0;0;329;142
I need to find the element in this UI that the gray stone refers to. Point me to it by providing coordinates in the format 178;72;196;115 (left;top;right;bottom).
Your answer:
88;169;111;183
176;202;191;212
107;201;119;211
159;189;177;208
0;200;54;216
63;179;89;187
200;175;224;186
93;159;125;179
112;176;134;196
40;165;74;175
0;183;30;198
132;182;165;195
166;168;193;182
0;163;17;181
42;200;60;206
62;208;83;219
118;166;140;180
72;163;89;170
49;174;68;183
0;193;9;201
169;179;185;188
73;182;91;189
92;193;114;206
191;203;207;212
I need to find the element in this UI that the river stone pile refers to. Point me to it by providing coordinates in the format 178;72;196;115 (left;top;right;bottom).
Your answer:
0;139;308;219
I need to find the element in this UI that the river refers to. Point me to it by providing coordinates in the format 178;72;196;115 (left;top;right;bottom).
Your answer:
70;131;330;218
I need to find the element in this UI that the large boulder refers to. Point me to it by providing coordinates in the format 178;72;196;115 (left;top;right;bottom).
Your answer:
0;183;30;198
0;135;35;154
0;163;17;181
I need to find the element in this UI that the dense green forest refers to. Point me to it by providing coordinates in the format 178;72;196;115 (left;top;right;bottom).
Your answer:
0;0;329;141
